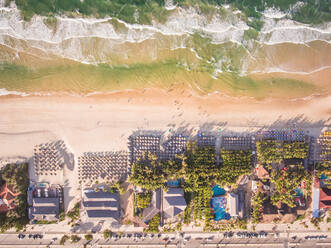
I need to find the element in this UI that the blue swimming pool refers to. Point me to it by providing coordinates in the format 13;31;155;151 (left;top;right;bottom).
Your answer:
211;196;230;220
212;185;225;197
295;188;303;197
167;179;179;187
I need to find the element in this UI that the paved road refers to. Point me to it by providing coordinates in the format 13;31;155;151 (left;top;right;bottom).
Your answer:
1;231;331;248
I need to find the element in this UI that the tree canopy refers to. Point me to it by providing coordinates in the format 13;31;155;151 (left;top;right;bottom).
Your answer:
129;152;166;190
283;141;308;159
183;142;218;192
270;165;310;208
136;192;152;209
218;149;252;186
256;140;282;164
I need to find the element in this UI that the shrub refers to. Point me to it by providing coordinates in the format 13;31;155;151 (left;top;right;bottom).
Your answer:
136;192;152;209
67;202;80;222
60;235;69;245
70;235;81;243
59;211;65;222
144;214;160;233
84;234;93;241
251;191;266;224
103;229;112;239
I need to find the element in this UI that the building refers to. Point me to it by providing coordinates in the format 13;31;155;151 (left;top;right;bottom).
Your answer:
82;189;119;224
256;165;269;179
29;198;59;221
228;193;239;218
162;188;187;219
0;183;19;212
142;189;161;223
319;188;331;209
28;183;61;221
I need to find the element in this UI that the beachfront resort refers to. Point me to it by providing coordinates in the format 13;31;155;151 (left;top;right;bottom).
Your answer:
0;127;330;243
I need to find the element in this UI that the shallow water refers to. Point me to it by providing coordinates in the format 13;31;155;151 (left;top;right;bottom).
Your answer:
0;4;330;99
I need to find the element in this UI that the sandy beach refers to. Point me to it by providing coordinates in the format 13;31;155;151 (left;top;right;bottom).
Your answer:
0;89;330;160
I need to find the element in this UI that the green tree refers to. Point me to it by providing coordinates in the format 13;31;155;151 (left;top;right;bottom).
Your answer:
129;152;166;190
144;214;160;233
84;234;93;241
183;142;218;191
270;165;309;208
136;192;152;209
218;149;252;186
70;235;81;243
256;140;282;164
103;229;113;239
60;235;69;245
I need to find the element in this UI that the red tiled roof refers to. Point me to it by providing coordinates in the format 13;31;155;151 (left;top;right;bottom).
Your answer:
256;165;269;179
0;205;9;213
0;183;19;212
319;188;331;209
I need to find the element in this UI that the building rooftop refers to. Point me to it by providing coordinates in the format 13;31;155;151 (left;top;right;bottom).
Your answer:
228;193;239;217
83;200;118;208
29;197;59;220
0;183;19;212
320;187;331;209
83;189;119;223
33;197;59;207
163;188;186;219
86;210;118;220
84;190;119;201
142;189;161;223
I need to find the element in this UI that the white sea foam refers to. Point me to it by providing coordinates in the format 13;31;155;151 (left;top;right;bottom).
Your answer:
262;8;287;19
0;88;29;96
249;66;331;75
0;3;330;75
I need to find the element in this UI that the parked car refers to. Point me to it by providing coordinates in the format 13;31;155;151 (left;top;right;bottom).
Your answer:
206;236;213;241
184;236;191;242
18;234;25;240
259;231;267;238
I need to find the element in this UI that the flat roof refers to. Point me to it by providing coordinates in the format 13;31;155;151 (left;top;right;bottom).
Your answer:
86;210;118;220
83;200;118;208
84;191;119;200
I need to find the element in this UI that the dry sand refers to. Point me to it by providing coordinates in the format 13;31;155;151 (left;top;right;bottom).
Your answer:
0;88;330;159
